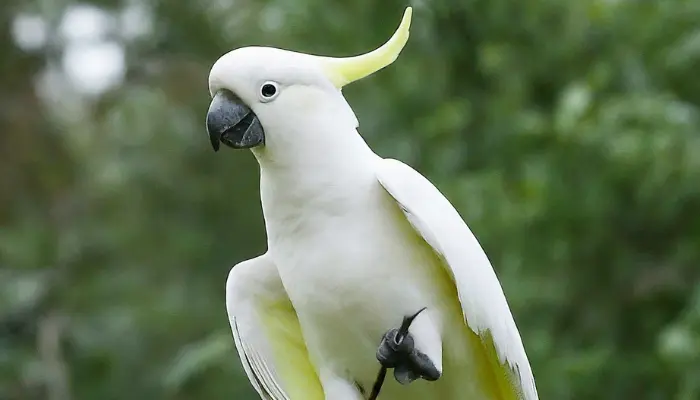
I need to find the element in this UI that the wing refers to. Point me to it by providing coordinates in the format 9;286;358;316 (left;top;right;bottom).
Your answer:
375;158;538;400
226;255;324;400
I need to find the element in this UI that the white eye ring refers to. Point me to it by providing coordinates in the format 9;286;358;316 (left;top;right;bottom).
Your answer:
259;81;279;101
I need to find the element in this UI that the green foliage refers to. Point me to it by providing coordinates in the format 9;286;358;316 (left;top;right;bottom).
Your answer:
1;0;699;399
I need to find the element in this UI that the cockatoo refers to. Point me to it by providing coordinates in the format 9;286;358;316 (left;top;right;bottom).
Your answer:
205;7;538;400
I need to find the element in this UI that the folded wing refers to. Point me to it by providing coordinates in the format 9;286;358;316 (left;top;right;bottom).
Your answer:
226;255;324;400
376;158;538;400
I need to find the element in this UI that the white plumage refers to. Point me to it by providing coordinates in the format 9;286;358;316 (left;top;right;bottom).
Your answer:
209;7;538;400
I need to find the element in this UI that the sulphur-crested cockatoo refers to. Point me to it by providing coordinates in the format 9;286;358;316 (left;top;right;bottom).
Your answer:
205;7;538;400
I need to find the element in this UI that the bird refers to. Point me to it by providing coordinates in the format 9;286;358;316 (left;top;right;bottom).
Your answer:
204;7;538;400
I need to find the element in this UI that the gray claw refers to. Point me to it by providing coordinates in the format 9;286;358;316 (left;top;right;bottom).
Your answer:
375;309;442;385
394;364;420;385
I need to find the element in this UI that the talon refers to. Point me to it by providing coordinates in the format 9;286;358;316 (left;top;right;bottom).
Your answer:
376;328;415;368
375;308;441;385
376;328;401;368
394;364;420;385
410;350;441;381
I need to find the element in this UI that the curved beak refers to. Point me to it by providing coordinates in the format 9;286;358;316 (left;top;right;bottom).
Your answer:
206;90;265;151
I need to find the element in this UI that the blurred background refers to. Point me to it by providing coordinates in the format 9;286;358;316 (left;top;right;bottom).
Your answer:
1;0;700;399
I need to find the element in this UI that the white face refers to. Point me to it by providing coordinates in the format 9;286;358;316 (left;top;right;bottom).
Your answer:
205;7;411;164
205;47;358;159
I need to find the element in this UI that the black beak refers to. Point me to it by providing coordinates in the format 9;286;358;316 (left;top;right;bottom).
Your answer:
206;90;265;151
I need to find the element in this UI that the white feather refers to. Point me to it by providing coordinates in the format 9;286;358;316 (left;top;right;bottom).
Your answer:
375;157;539;400
207;36;538;400
227;255;321;400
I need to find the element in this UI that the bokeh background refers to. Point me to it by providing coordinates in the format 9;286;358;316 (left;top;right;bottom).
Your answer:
2;0;700;399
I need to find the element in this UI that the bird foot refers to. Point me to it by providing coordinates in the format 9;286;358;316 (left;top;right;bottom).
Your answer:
375;308;441;385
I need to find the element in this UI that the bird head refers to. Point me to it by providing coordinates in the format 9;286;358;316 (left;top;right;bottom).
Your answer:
205;7;412;160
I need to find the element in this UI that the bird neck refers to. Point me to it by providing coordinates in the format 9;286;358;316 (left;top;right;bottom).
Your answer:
255;125;380;238
257;127;377;197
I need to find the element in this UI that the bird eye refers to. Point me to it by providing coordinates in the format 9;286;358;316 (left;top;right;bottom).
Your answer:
260;82;278;100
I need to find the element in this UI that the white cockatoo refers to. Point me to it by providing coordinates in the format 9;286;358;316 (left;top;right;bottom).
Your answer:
205;7;538;400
